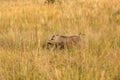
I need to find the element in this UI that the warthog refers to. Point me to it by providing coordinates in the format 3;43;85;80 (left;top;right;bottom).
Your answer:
44;0;61;4
47;34;83;49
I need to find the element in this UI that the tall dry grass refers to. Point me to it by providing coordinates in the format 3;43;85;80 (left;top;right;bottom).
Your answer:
0;0;120;80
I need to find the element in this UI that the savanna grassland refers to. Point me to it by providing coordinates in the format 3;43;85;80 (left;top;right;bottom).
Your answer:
0;0;120;80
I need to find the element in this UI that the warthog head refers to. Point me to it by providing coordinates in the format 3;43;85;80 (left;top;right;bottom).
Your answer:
46;34;65;49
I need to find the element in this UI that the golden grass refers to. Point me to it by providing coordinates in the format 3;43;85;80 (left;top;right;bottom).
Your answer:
0;0;120;80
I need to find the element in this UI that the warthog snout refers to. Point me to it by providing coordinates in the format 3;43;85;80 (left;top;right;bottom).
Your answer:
46;40;55;49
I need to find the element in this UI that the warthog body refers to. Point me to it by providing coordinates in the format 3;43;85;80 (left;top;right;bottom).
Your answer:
47;34;82;49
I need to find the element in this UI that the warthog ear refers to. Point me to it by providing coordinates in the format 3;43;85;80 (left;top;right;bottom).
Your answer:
54;33;59;36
